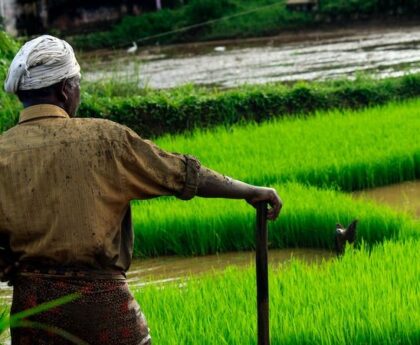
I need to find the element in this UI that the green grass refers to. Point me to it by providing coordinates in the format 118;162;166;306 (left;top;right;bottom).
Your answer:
154;98;420;191
134;238;420;345
132;182;417;257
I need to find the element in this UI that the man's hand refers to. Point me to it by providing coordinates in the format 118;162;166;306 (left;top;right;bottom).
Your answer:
196;167;283;220
0;242;19;286
246;187;282;221
0;261;19;286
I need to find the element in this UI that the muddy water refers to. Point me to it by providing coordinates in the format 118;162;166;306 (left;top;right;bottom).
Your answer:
353;180;420;218
126;248;333;289
83;26;420;88
0;248;333;302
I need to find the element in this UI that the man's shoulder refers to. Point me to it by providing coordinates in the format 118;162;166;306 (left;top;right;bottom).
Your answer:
72;117;134;140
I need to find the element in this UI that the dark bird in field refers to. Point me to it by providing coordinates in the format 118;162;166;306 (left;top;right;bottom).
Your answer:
335;220;358;256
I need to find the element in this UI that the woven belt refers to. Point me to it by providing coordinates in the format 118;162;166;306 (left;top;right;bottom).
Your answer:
16;264;126;280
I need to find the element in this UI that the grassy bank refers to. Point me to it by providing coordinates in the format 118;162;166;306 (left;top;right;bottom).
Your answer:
135;239;420;344
132;182;416;257
79;74;420;138
70;0;420;50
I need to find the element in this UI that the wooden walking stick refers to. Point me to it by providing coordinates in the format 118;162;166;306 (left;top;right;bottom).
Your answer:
256;202;270;345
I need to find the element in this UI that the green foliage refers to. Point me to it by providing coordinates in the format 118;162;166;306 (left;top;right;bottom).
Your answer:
185;0;237;23
75;74;420;139
136;239;420;344
70;0;303;50
0;31;21;134
70;0;420;51
320;0;377;15
0;31;18;61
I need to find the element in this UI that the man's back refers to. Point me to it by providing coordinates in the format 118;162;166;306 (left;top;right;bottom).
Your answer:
0;104;136;270
0;103;199;272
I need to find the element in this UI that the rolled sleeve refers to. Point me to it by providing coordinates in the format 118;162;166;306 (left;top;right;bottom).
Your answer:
119;127;201;201
177;155;201;200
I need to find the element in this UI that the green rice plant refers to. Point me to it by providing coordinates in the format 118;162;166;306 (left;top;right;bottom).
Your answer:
154;98;420;191
131;99;420;257
132;182;415;257
134;239;420;344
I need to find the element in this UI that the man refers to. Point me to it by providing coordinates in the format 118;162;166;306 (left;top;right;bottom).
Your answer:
0;35;282;345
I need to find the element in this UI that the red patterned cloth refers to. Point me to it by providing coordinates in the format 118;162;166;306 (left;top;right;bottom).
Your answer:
11;273;151;345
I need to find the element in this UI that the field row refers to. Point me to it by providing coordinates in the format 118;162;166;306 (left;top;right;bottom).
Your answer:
154;99;420;191
134;238;420;345
132;182;417;257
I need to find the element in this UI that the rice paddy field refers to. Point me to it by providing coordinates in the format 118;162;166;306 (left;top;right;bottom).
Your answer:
132;99;420;257
1;35;419;341
127;98;420;344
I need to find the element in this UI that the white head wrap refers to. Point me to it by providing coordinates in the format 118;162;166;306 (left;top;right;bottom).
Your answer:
4;35;81;94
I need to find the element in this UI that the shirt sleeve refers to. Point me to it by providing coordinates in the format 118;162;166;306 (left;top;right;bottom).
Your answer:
119;127;201;201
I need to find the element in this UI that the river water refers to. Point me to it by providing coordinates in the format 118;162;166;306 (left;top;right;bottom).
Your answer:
83;25;420;88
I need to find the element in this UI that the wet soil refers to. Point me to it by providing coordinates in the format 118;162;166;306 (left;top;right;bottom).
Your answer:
0;248;333;302
352;180;420;218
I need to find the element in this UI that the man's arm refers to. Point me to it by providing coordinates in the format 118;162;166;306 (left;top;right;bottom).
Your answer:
117;129;282;218
196;167;282;221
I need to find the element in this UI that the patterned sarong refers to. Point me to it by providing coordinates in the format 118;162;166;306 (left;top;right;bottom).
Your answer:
11;269;151;345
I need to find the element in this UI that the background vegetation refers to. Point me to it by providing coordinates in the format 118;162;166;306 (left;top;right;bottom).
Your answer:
79;74;420;138
70;0;420;50
0;31;20;133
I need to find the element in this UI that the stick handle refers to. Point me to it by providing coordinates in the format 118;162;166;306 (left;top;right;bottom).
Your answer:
256;202;270;345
